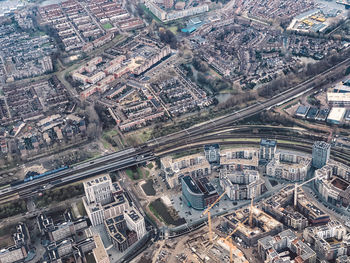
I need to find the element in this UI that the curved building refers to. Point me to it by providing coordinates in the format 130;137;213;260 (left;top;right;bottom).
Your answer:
181;175;218;210
181;175;205;210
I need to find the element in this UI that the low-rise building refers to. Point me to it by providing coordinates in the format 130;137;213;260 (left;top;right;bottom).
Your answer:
297;196;330;225
303;220;350;261
266;150;311;181
327;92;350;107
327;107;346;124
37;211;88;242
161;153;211;188
220;147;259;171
262;186;309;230
223;207;283;246
220;169;264;200
258;229;316;263
92;233;110;263
0;222;30;263
145;1;208;22
47;237;96;263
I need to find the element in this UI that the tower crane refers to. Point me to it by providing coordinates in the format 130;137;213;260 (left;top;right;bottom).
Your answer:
201;190;227;243
292;173;324;208
220;218;249;263
249;188;255;227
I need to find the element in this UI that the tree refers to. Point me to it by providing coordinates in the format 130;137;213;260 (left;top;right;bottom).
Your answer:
192;58;208;72
159;29;177;49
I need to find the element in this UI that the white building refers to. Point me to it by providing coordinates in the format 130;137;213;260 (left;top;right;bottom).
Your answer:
220;169;264;200
124;209;146;240
220;147;259;171
83;201;105;227
145;1;208;22
83;177;130;226
303;221;350;261
327;107;346;124
161;153;211;188
327;92;350;107
266;150;311;181
83;175;113;205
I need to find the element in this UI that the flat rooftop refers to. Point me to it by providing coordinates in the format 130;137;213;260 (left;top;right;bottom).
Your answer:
85;174;111;187
126;209;141;223
260;139;276;147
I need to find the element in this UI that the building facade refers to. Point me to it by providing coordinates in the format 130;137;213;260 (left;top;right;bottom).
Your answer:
181;175;218;210
312;141;331;169
266;150;311;181
258;229;316;263
83;175;114;205
259;139;277;162
303;220;350;261
161;153;211;188
220;169;264;200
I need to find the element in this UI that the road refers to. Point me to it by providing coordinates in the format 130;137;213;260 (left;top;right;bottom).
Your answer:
0;48;350;210
0;149;155;201
147;56;350;147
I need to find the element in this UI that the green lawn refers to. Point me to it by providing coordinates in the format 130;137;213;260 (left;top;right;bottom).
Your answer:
103;129;119;137
76;201;87;217
149;203;164;223
137;167;143;177
147;163;154;169
125;169;134;179
103;23;113;30
167;26;178;35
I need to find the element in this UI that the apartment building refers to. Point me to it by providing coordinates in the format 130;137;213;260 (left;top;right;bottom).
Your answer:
258;229;316;263
161;153;211;188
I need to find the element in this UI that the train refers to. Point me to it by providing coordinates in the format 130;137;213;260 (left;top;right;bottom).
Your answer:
11;166;69;187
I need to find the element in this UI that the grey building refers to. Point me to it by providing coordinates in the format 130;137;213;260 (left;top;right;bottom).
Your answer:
204;144;220;164
181;175;218;210
312;141;331;169
83;175;113;205
258;229;316;263
182;175;203;210
259;139;277;162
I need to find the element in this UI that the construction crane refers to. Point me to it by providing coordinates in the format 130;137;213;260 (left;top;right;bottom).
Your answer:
201;190;227;243
249;188;255;227
291;173;324;208
221;218;249;263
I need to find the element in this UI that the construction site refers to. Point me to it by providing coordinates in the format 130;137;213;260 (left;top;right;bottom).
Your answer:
221;207;283;246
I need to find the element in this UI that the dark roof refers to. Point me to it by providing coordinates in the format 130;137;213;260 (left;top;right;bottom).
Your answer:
182;175;201;194
260;139;276;147
295;105;309;115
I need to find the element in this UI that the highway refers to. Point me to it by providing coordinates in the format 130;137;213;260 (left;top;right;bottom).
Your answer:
0;149;154;201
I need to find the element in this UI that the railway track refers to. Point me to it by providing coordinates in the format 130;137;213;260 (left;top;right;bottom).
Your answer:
155;133;350;165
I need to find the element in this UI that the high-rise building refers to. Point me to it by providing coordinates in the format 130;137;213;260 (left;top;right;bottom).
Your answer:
204;144;220;164
312;141;331;169
84;175;113;205
124;209;146;240
259;139;277;162
163;0;173;9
